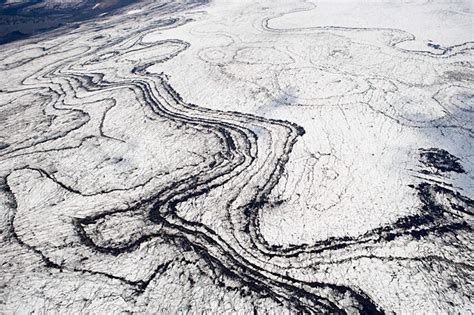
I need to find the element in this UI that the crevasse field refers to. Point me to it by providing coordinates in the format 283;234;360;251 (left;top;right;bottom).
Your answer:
0;0;473;313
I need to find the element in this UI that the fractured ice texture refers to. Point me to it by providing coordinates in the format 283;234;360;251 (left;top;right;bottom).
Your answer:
0;0;473;313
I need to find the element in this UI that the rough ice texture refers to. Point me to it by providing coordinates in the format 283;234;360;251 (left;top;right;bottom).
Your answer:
0;0;473;313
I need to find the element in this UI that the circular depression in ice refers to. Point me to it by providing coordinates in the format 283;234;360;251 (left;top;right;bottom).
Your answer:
276;67;370;105
387;88;447;123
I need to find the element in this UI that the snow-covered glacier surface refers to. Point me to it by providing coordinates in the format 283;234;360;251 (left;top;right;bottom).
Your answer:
0;0;473;313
